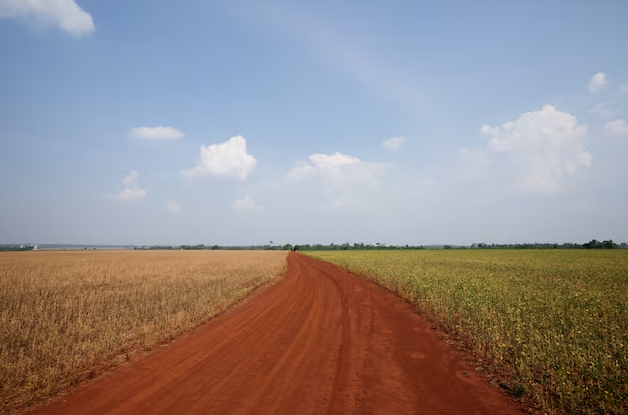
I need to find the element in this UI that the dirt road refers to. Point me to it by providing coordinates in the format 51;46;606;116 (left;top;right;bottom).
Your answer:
30;253;519;415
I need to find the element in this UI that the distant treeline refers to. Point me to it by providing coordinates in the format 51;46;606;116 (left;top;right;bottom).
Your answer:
131;243;426;251
177;245;280;251
0;245;35;251
464;240;626;250
172;240;627;251
290;243;426;251
3;239;626;252
168;240;628;251
155;243;427;251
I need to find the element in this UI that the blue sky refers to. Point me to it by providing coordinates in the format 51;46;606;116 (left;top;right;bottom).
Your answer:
1;0;627;246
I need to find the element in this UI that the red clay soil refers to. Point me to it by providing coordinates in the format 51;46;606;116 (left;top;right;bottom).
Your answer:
29;253;521;415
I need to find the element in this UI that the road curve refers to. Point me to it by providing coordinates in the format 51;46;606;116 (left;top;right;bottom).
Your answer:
30;253;519;415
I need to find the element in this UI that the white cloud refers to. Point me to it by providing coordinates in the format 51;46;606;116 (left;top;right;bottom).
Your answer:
588;72;607;92
382;136;407;151
604;119;628;136
473;105;591;194
165;201;181;212
129;127;185;140
0;0;94;36
286;152;385;209
116;171;146;200
620;85;628;94
288;152;362;179
181;136;256;180
232;195;262;211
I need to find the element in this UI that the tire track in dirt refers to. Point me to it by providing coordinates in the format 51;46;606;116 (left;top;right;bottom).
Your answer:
28;253;521;415
316;259;353;415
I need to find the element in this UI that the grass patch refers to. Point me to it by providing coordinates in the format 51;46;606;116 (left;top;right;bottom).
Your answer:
306;249;628;415
0;250;286;414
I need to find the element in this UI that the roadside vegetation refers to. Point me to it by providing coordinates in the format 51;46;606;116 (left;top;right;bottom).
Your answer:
307;249;628;415
0;250;286;414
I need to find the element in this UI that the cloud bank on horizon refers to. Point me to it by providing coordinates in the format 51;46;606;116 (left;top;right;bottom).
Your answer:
1;1;627;246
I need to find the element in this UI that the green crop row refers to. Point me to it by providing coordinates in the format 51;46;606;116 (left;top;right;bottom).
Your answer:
306;250;628;415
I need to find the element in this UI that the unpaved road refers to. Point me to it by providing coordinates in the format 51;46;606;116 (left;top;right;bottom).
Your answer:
30;253;519;415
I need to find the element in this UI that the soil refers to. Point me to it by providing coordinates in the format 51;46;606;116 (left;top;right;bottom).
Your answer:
28;252;522;414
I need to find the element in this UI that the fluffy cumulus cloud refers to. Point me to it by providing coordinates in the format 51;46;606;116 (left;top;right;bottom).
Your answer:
117;171;146;200
588;72;607;92
0;0;94;36
165;201;181;212
129;127;185;140
231;194;263;211
604;119;628;137
471;105;591;194
382;136;407;151
181;136;256;180
286;152;385;209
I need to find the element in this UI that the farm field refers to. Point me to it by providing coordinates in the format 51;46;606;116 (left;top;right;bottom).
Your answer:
0;250;287;414
307;249;628;415
24;252;521;415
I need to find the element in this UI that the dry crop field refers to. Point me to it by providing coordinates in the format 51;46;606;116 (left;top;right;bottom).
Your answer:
0;250;287;414
307;249;628;415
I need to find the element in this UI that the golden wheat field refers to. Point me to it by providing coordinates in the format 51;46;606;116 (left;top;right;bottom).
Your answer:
0;250;287;414
307;249;628;415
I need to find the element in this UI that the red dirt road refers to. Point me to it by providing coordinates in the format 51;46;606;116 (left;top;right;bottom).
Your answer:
30;253;520;415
